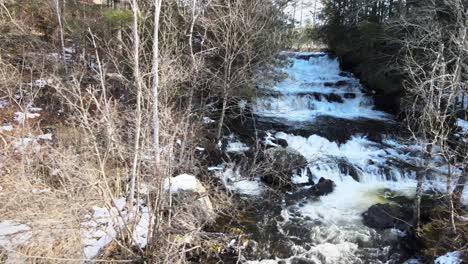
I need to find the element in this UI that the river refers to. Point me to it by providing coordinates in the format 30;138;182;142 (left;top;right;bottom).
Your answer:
212;52;462;264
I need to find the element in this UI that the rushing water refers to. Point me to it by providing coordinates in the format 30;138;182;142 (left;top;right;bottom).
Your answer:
215;52;463;264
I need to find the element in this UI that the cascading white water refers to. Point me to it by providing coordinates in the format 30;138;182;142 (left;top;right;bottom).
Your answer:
254;54;390;122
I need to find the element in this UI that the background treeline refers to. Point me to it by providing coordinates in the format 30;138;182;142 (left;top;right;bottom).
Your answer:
318;0;466;114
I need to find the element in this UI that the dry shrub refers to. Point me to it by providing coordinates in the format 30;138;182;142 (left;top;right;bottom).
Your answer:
0;120;121;262
0;60;20;98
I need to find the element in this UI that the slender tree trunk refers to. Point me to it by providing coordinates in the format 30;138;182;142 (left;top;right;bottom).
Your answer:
152;0;162;166
180;0;199;162
446;162;457;233
413;169;424;228
128;0;143;208
149;0;163;255
217;89;228;140
413;144;432;229
454;163;468;205
55;0;68;74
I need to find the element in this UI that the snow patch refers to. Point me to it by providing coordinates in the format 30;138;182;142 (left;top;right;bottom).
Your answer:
208;164;225;171
203;116;215;124
435;251;462;264
164;174;202;193
0;124;13;132
456;119;468;134
13;137;40;152
81;198;151;260
225;135;250;153
37;133;53;140
0;99;8;108
231;180;263;196
215;165;264;195
0;221;32;249
12;134;53;152
14;112;40;124
34;79;47;88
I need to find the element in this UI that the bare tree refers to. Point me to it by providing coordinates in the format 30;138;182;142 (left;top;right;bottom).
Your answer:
152;0;162;166
397;0;468;231
54;0;68;73
128;0;144;209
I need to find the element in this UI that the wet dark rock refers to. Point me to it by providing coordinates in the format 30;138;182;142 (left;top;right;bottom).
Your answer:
307;167;314;185
312;93;322;101
261;115;400;144
297;92;322;101
261;147;307;188
310;177;335;196
323;80;351;87
339;71;354;78
336;80;351;86
324;93;344;103
344;93;357;99
337;160;361;181
362;203;410;230
296;53;326;61
271;138;288;148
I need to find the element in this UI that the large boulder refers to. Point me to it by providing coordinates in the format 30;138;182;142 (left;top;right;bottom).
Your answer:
164;174;215;223
362;203;410;230
285;178;336;205
310;177;335;196
261;147;307;188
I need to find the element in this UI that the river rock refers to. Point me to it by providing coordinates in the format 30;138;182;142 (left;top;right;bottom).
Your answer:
310;177;335;196
296;53;326;61
337;160;361;182
271;138;288;148
261;147;307;187
362;203;407;229
324;93;344;103
165;174;215;222
344;93;356;99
